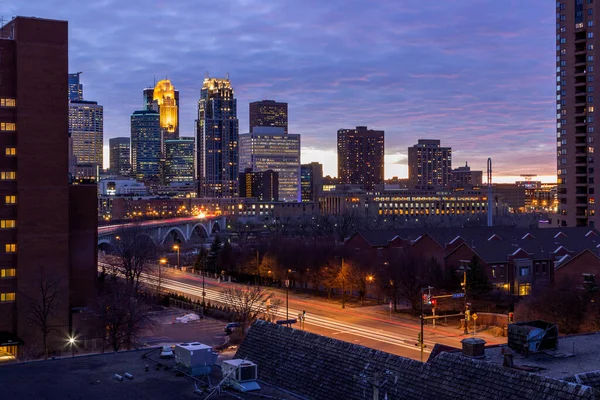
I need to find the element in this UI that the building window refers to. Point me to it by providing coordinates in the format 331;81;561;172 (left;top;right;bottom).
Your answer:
0;172;16;180
5;148;15;156
0;220;15;229
0;292;15;302
519;266;530;276
5;244;16;254
0;268;15;278
0;99;16;108
0;123;16;132
5;195;16;205
584;274;596;283
589;20;595;27
518;283;532;296
589;32;595;38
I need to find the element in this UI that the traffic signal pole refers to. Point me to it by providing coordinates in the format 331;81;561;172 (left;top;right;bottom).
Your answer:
420;287;425;362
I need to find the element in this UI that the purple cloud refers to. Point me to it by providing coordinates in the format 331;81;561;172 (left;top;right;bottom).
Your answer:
3;0;555;179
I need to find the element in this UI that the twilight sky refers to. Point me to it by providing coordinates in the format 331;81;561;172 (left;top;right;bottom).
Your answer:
4;0;556;182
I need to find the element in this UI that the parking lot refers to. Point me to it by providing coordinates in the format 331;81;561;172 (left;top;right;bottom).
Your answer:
141;308;228;348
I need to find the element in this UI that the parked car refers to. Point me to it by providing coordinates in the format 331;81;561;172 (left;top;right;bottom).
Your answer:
224;322;242;335
160;345;174;358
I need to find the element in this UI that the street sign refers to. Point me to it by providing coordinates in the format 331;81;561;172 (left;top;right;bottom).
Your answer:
452;293;465;299
472;313;478;321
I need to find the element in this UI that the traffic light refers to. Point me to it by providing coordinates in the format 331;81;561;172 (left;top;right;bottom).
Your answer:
508;312;514;323
431;299;437;308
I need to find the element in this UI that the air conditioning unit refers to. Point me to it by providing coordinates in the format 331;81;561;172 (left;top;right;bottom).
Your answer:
222;359;260;392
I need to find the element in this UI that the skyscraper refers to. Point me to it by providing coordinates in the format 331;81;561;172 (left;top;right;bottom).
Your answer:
196;75;239;198
131;110;161;182
68;72;83;101
165;137;195;183
557;1;598;227
337;126;384;190
239;127;301;202
408;139;452;189
301;162;323;203
109;137;131;176
0;17;98;358
143;80;180;141
249;100;288;134
69;99;103;168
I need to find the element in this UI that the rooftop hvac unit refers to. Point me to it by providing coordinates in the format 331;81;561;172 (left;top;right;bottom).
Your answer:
174;342;218;376
507;320;558;354
222;359;260;392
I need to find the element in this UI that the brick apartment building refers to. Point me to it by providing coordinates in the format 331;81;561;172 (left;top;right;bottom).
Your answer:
345;227;600;296
0;17;97;360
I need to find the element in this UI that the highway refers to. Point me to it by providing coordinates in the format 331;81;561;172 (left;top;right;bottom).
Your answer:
100;262;505;360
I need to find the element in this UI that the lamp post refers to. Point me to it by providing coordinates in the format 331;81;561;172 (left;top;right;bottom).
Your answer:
201;253;206;307
365;274;374;306
67;336;76;358
285;269;292;326
158;258;167;293
173;244;180;269
253;248;260;288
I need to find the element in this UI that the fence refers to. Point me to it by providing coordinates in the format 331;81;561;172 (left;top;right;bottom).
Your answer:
169;298;205;316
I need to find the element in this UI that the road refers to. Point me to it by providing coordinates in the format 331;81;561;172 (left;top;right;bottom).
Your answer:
100;263;506;361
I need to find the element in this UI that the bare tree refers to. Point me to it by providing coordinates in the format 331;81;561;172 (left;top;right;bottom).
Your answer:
95;279;156;351
114;224;157;292
25;270;62;359
220;285;279;336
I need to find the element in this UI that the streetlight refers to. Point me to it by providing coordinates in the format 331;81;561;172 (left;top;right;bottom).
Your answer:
285;269;292;327
173;244;180;269
364;274;375;306
67;336;76;358
255;249;260;288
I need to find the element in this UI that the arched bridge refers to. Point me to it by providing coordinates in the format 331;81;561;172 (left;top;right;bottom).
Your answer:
97;216;226;248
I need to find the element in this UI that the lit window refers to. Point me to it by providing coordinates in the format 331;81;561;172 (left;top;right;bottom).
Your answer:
5;148;15;156
0;172;15;180
5;195;16;205
0;99;16;108
518;283;532;296
590;106;596;112
0;123;16;131
0;268;15;278
0;220;15;229
0;292;15;302
5;244;16;253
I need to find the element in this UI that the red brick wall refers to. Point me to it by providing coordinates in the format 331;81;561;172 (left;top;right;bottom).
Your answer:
555;250;600;285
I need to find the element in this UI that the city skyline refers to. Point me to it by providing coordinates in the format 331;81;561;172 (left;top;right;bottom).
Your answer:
3;0;556;182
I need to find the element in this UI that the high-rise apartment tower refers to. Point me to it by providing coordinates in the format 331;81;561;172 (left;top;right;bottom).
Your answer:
408;139;452;189
557;1;599;227
337;126;384;190
0;17;98;358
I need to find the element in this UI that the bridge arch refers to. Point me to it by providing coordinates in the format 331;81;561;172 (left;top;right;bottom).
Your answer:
161;226;186;245
212;221;221;234
190;223;210;239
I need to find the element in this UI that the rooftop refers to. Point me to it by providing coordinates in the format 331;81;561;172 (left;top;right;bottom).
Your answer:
0;347;301;400
236;320;597;400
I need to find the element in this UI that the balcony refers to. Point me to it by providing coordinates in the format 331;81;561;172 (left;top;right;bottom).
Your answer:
576;166;588;173
575;116;588;124
576;105;587;115
577;176;589;184
576;95;588;105
575;86;588;94
576;126;588;134
577;186;588;194
576;54;588;64
576;75;588;85
575;65;587;75
576;31;588;41
577;196;588;204
576;156;588;164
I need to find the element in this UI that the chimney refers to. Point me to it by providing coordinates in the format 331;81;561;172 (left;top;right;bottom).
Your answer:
501;347;515;368
461;338;486;359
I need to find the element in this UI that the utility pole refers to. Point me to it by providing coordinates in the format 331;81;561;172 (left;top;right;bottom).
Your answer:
420;287;425;362
202;253;206;307
463;270;469;334
285;276;290;327
341;258;346;309
256;249;260;288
